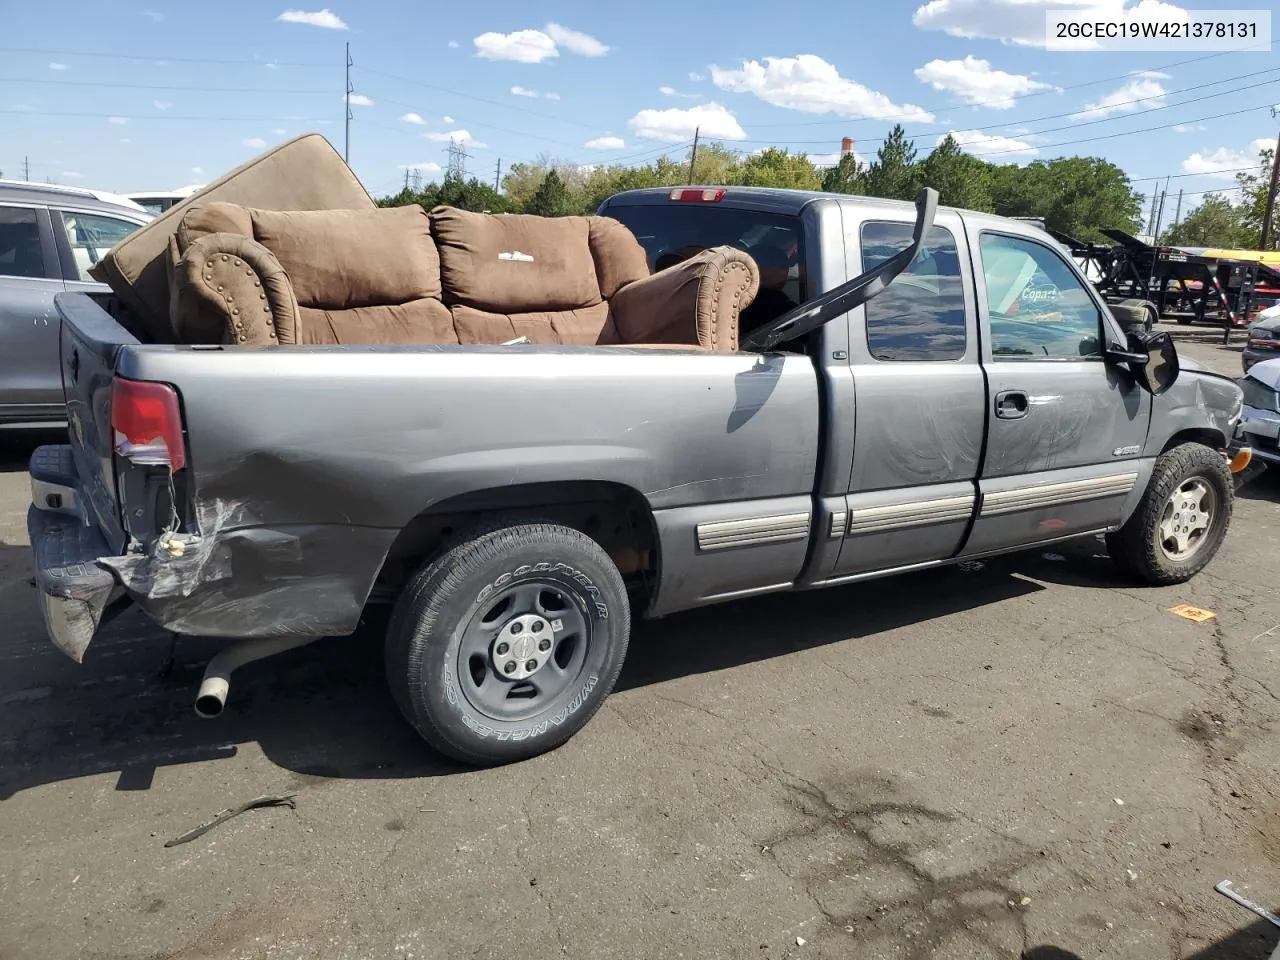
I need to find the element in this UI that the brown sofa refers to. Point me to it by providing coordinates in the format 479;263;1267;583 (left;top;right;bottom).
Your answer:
165;201;760;351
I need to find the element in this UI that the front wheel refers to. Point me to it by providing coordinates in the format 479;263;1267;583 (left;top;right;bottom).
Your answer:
385;521;632;766
1106;443;1233;585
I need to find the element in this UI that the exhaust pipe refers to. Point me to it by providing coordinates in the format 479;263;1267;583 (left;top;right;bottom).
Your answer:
194;635;320;719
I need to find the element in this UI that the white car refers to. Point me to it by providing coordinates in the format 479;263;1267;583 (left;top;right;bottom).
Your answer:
1237;351;1280;467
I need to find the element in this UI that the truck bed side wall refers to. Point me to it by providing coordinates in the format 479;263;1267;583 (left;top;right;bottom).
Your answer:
115;344;822;633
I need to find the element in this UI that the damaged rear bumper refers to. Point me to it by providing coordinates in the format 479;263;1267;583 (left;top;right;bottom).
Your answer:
26;504;128;663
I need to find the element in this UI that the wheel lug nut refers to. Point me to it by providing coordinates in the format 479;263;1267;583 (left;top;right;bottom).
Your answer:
504;661;516;674
496;642;509;655
538;638;551;652
532;621;543;632
525;659;538;671
510;623;521;634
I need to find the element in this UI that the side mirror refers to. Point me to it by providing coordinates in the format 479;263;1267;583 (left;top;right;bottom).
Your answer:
1108;330;1179;396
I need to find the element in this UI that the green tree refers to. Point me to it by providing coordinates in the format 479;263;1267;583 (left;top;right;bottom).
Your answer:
863;124;920;200
820;153;865;194
732;147;822;190
1163;193;1255;247
918;135;993;211
689;142;743;185
1235;143;1278;249
525;169;571;216
991;156;1140;241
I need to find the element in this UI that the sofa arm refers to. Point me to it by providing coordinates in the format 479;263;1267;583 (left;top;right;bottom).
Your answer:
608;246;759;351
170;233;300;345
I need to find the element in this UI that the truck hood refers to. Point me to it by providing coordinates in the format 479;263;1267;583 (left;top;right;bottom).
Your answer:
1242;356;1280;390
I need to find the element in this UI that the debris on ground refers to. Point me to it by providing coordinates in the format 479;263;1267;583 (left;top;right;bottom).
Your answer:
164;793;298;847
1041;553;1067;562
1169;603;1216;623
957;560;985;572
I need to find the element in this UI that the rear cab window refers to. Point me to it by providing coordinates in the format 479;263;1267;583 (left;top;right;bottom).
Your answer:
602;202;806;341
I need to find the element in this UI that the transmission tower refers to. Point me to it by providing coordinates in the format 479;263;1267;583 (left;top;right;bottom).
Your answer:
445;138;471;179
410;168;423;191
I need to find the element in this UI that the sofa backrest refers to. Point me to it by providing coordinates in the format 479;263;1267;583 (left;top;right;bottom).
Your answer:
93;133;373;342
177;202;442;311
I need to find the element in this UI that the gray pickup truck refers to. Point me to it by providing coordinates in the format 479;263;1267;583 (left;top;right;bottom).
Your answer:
27;185;1250;767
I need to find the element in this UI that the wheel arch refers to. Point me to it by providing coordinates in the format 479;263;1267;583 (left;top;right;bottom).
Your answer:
1160;428;1226;455
372;479;661;608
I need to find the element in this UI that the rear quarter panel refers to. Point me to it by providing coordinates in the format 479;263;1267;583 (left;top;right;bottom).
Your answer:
115;343;821;630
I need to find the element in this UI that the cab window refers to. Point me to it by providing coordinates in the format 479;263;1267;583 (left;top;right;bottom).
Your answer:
57;210;143;281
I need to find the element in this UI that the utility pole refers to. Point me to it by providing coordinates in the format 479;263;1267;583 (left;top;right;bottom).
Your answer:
494;158;502;192
1260;117;1280;250
1171;189;1184;233
687;127;700;185
24;155;29;180
403;168;410;190
344;41;353;165
1153;180;1169;243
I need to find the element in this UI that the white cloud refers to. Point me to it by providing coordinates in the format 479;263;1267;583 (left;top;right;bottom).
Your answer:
1070;72;1167;120
1185;138;1275;177
660;85;701;99
913;0;1189;49
153;99;172;110
946;129;1039;159
511;85;560;99
243;137;267;148
424;129;487;148
628;102;747;143
689;71;704;82
545;23;609;57
107;116;128;125
60;171;82;178
274;127;287;135
276;8;347;29
447;39;459;48
442;115;455;124
711;55;935;122
1172;123;1205;133
400;112;427;124
143;9;163;20
192;166;204;176
914;56;1056;109
474;29;559;63
265;61;280;70
399;161;442;174
585;136;626;149
48;62;68;71
346;93;374;106
474;23;608;62
11;103;37;112
119;137;132;144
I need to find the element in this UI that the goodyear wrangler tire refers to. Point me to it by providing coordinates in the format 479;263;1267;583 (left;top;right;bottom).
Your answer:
385;521;631;766
1105;442;1233;586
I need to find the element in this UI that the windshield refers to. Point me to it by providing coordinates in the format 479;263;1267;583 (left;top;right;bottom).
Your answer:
603;202;806;338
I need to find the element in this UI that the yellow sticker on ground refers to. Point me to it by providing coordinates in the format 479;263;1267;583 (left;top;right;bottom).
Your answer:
1169;604;1217;623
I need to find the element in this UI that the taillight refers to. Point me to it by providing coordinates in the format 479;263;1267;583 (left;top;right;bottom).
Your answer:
110;377;186;473
669;188;725;202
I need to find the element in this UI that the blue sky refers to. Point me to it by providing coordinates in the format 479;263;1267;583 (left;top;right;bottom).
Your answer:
1;0;1276;221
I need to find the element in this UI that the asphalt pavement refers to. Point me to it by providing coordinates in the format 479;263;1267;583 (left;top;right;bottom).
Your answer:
0;323;1278;960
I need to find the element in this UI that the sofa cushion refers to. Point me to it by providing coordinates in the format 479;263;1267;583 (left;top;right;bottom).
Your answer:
450;303;616;346
588;217;651;298
248;205;442;309
90;133;374;343
299;299;458;345
431;207;602;313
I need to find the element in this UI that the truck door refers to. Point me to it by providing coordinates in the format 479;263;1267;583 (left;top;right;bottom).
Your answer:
826;209;987;580
0;202;65;423
961;226;1152;557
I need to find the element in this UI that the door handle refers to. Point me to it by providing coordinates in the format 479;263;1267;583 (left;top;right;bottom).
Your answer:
995;389;1028;419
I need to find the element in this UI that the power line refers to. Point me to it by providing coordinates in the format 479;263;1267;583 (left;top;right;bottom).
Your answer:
0;76;335;94
0;47;330;67
732;70;1280;147
745;39;1277;129
0;108;335;122
354;66;601;132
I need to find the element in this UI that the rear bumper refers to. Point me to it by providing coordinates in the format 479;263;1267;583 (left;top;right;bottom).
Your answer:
26;501;126;664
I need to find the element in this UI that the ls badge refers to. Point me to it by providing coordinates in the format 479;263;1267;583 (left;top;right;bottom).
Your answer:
1112;444;1141;457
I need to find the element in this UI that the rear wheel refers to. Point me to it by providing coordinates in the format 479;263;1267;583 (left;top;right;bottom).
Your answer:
385;521;631;766
1106;443;1233;585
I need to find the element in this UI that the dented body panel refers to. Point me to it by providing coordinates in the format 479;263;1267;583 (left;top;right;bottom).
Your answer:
29;189;1245;666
